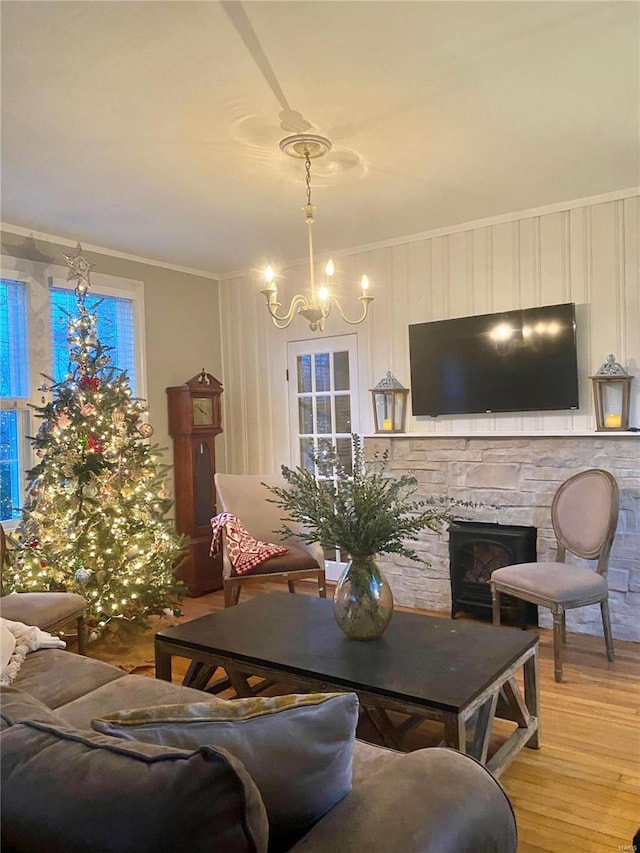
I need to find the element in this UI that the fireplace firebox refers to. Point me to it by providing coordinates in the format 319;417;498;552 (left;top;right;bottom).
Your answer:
449;521;538;627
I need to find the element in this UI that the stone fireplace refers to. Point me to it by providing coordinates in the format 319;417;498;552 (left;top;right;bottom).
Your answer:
367;434;639;643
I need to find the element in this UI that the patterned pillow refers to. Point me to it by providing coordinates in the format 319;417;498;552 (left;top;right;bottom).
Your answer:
93;692;359;851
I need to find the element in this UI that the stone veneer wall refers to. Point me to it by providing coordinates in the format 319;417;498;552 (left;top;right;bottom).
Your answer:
366;435;640;643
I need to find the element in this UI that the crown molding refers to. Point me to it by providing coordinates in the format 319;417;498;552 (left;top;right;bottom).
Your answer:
217;186;640;281
0;222;220;281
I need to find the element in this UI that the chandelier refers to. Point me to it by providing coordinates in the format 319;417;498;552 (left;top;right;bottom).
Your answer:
260;133;374;332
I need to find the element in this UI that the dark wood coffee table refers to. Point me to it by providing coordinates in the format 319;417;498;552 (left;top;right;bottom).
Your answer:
155;592;539;777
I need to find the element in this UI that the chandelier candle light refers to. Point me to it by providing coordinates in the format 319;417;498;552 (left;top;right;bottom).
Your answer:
261;134;374;332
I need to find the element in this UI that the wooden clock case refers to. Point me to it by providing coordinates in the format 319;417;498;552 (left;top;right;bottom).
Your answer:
166;371;223;596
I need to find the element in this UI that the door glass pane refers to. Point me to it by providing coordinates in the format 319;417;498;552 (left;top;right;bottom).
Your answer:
336;437;353;474
315;353;330;392
298;396;313;434
299;437;315;471
335;395;352;433
297;355;312;393
316;396;332;433
333;351;350;391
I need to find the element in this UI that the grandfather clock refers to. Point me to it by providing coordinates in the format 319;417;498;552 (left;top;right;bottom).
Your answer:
166;370;223;596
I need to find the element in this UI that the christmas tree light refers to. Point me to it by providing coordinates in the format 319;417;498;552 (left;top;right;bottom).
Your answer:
3;244;187;634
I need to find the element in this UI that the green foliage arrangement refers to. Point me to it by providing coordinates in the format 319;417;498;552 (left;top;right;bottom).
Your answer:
267;434;473;562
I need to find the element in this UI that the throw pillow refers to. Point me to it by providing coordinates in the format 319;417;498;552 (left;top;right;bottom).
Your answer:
1;621;16;680
0;685;64;730
1;719;268;853
93;691;359;851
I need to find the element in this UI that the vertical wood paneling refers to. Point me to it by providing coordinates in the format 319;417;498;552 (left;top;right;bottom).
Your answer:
539;212;566;305
471;228;492;315
407;239;432;324
430;236;449;320
623;197;640;427
219;195;640;473
490;222;516;312
390;244;410;392
590;202;621;372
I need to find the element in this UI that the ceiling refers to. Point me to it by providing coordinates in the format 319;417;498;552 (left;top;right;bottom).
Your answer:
1;1;638;278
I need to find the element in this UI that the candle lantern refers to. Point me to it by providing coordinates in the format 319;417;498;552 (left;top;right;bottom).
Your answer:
371;372;409;433
589;354;633;432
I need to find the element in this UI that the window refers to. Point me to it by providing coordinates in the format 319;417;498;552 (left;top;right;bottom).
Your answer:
287;335;360;580
50;286;137;392
0;278;29;523
0;260;145;525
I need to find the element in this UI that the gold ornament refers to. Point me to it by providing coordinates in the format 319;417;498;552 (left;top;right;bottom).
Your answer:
138;423;154;438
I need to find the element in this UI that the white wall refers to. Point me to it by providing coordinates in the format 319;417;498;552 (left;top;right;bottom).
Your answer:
219;192;640;474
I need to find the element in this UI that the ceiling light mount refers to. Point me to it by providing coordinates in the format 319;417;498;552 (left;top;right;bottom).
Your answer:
279;133;332;160
261;133;373;332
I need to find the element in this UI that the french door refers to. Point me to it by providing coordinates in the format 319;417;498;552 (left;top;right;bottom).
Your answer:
287;335;359;580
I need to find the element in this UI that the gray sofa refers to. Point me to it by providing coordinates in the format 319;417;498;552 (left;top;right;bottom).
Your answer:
0;646;517;853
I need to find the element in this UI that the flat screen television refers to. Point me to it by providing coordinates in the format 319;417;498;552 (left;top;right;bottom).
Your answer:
409;303;579;417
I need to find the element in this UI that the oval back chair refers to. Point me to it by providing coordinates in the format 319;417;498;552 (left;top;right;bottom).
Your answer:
490;469;619;682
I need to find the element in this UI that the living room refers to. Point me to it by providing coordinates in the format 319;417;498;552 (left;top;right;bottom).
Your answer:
1;1;639;851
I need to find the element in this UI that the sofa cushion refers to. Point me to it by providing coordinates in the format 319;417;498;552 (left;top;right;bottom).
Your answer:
0;686;66;730
0;719;268;853
93;692;359;851
11;648;125;708
57;673;214;729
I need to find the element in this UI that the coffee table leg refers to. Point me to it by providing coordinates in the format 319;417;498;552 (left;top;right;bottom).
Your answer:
364;705;403;751
442;711;467;754
155;639;172;682
523;646;540;749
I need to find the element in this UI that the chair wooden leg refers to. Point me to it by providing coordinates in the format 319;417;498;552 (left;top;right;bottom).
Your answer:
76;615;85;655
552;608;564;682
317;572;327;599
491;586;501;626
600;599;615;662
561;610;567;645
224;580;241;608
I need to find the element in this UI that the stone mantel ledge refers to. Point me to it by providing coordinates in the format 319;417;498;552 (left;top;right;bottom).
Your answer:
363;432;638;439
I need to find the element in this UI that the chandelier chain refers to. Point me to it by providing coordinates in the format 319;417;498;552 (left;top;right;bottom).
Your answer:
304;150;312;206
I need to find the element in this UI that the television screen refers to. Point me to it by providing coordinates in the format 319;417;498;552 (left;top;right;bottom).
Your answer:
409;303;579;416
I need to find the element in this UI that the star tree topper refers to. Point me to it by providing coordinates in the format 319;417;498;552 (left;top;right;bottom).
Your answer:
62;242;96;296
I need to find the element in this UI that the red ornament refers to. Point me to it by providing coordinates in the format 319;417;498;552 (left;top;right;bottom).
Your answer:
27;539;40;548
87;436;104;454
80;376;100;392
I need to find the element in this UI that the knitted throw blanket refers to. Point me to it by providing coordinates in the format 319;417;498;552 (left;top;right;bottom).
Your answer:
210;512;288;575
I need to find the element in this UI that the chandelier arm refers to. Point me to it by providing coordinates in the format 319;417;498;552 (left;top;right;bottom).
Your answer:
330;296;374;326
265;293;309;328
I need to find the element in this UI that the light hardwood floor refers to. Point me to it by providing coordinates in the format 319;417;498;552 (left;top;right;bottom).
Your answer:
149;580;640;852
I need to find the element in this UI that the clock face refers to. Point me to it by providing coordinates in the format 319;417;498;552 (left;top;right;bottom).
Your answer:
192;396;213;426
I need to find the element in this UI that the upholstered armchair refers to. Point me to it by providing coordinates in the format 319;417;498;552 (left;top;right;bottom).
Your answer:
0;524;86;654
214;474;327;608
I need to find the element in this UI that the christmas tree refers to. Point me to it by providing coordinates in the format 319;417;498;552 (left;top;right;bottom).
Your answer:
3;244;187;634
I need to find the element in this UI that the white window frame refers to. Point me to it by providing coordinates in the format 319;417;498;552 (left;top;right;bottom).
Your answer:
287;334;360;581
0;256;146;529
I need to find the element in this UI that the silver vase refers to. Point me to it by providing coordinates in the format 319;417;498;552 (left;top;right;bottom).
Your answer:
332;555;394;640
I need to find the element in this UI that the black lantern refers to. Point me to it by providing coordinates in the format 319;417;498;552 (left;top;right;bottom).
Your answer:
370;372;409;433
590;354;633;431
